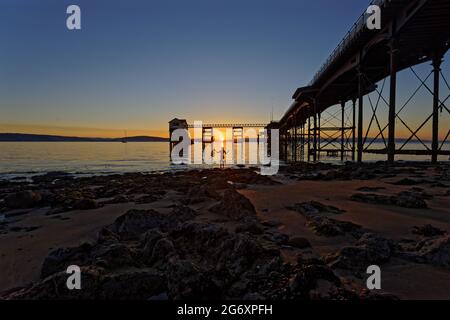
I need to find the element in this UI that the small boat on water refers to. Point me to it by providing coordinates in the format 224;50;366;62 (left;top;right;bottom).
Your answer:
122;130;128;143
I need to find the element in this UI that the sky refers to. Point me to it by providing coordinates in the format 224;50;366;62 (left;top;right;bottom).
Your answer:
0;0;449;138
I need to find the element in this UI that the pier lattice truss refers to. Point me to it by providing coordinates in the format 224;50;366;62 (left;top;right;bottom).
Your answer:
278;0;450;163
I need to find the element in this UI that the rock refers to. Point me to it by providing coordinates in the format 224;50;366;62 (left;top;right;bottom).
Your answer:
290;201;345;218
350;193;392;205
92;243;136;268
98;269;166;300
412;224;445;237
209;189;256;220
6;266;103;300
262;220;283;228
395;191;428;209
169;206;197;221
351;192;428;209
185;184;220;204
109;209;174;240
103;195;131;204
5;191;42;209
135;194;159;204
287;236;311;249
45;207;67;216
15;267;166;300
168;222;280;283
148;292;169;300
307;217;361;237
150;238;176;263
141;228;165;252
73;198;99;210
41;243;93;278
289;264;341;299
327;233;392;271
32;172;72;184
97;227;119;244
166;259;221;300
263;231;289;245
414;233;450;267
236;220;264;235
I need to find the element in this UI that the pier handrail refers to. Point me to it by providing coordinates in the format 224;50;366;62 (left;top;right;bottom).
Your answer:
309;0;385;86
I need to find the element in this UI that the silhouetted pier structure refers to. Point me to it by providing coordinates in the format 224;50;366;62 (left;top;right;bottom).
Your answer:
168;119;269;159
278;0;450;163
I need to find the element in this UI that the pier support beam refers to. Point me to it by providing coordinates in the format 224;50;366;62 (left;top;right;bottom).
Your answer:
294;115;298;162
388;42;398;164
308;112;311;162
341;100;345;162
318;111;321;161
432;52;443;163
313;103;318;162
357;68;364;163
300;122;305;162
284;129;288;162
352;99;356;161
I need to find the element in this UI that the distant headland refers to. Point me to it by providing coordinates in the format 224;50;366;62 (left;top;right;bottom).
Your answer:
0;133;168;142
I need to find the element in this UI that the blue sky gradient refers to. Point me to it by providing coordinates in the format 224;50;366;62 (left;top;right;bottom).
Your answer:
0;0;448;137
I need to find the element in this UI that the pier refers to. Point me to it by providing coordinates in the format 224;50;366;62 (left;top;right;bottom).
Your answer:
169;0;450;164
277;0;450;163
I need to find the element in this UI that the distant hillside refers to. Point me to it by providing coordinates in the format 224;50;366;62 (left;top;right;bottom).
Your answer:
0;133;168;142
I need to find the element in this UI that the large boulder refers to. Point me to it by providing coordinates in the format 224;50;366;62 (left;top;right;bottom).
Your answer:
108;209;172;240
40;243;93;279
209;189;256;220
395;191;428;209
327;233;392;271
184;184;220;204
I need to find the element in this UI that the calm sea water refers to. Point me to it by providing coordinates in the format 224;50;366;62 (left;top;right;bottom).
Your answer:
0;141;448;179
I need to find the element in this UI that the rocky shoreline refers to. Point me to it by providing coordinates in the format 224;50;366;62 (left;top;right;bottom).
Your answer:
0;162;449;300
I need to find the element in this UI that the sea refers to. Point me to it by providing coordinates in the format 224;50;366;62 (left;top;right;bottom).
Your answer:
0;141;448;180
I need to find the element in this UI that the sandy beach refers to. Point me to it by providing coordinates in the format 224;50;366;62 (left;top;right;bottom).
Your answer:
0;162;449;300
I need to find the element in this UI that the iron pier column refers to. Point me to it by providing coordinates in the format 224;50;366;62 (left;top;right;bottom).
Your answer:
352;99;356;161
388;42;398;164
341;100;345;162
318;111;321;161
357;68;364;163
432;53;443;163
313;103;318;162
308;112;311;162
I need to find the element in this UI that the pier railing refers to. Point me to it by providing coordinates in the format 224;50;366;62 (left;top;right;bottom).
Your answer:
309;0;385;86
